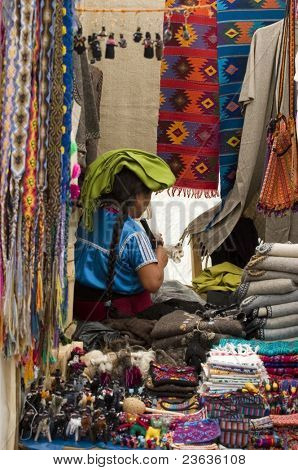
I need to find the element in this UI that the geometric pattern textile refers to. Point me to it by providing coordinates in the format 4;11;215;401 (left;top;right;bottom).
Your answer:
217;0;286;198
158;1;220;197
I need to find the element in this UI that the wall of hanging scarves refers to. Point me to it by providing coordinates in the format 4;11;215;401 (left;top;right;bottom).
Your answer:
0;0;74;366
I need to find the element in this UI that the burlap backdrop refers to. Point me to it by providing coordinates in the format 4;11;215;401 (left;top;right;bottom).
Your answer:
79;0;165;154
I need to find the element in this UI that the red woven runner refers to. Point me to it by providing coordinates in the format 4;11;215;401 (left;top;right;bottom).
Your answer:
157;2;219;197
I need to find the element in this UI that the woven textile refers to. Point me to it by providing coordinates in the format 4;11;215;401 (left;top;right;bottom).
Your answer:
217;0;286;198
219;417;250;448
173;419;221;445
219;338;298;355
150;362;199;387
157;1;219;197
0;0;73;363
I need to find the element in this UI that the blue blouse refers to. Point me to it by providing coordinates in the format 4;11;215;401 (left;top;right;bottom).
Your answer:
75;208;157;295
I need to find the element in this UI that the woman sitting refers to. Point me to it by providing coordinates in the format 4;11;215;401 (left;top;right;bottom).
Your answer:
74;149;175;321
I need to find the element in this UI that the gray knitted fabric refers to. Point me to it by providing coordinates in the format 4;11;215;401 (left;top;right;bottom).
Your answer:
256;242;298;258
241;290;298;312
243;279;296;297
256;302;298;319
243;270;298;283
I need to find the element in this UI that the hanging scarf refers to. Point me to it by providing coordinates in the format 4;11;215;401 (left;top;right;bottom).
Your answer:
21;4;41;350
82;149;176;230
41;0;64;366
258;0;298;215
0;0;5;347
34;0;56;322
0;2;20;351
58;0;73;326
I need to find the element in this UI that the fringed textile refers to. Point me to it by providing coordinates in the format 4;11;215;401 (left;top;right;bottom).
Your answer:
157;1;219;198
0;0;73;367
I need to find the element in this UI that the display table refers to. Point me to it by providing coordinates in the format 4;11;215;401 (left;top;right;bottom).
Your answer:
19;439;146;450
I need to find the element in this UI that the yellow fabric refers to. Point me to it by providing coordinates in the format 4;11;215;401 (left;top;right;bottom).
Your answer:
193;262;243;293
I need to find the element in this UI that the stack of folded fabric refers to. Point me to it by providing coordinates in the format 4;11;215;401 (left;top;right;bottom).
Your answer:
248;417;284;449
150;310;245;361
259;354;298;378
201;344;268;394
218;338;298;412
218;339;298;375
270;414;298;450
145;362;199;398
239;243;298;341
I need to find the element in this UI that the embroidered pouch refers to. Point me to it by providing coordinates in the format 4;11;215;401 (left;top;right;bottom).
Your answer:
173;419;221;445
150;362;199;387
201;392;267;419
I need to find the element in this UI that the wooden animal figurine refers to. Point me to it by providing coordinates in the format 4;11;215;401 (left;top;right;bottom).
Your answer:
93;410;108;443
138;435;146;448
51;412;67;440
20;409;37;440
160;435;171;450
66;413;81;442
34;412;52;442
79;410;94;441
50;392;67;416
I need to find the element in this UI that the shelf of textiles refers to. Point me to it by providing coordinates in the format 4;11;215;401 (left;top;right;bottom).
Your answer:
238;242;298;343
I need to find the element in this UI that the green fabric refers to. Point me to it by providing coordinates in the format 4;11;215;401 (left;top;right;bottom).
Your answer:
193;262;243;293
81;148;176;230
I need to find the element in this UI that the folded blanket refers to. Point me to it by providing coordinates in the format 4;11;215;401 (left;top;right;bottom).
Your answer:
104;317;155;346
150;362;199;387
255;325;298;341
149;390;195;398
243;270;298;283
260;355;298;363
241;290;298;312
266;367;298;376
239;279;296;299
151;311;197;339
256;243;298;258
246;255;298;274
248;314;298;332
152;334;190;350
263;314;298;330
218;339;298;355
193;262;242;293
270;413;298;427
264;363;298;368
253;302;298;319
145;378;196;395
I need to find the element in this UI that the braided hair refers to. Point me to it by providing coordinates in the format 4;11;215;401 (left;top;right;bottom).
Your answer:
100;169;151;309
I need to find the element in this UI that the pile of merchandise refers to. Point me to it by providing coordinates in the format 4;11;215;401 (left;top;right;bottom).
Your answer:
20;336;298;450
201;344;267;394
238;243;298;341
199;344;269;449
200;342;298;449
19;343;222;450
219;338;298;416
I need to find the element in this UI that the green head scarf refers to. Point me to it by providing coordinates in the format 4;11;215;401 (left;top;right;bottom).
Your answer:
81;148;176;230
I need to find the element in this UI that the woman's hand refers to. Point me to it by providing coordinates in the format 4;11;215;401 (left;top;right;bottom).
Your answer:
138;247;168;293
156;245;168;268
